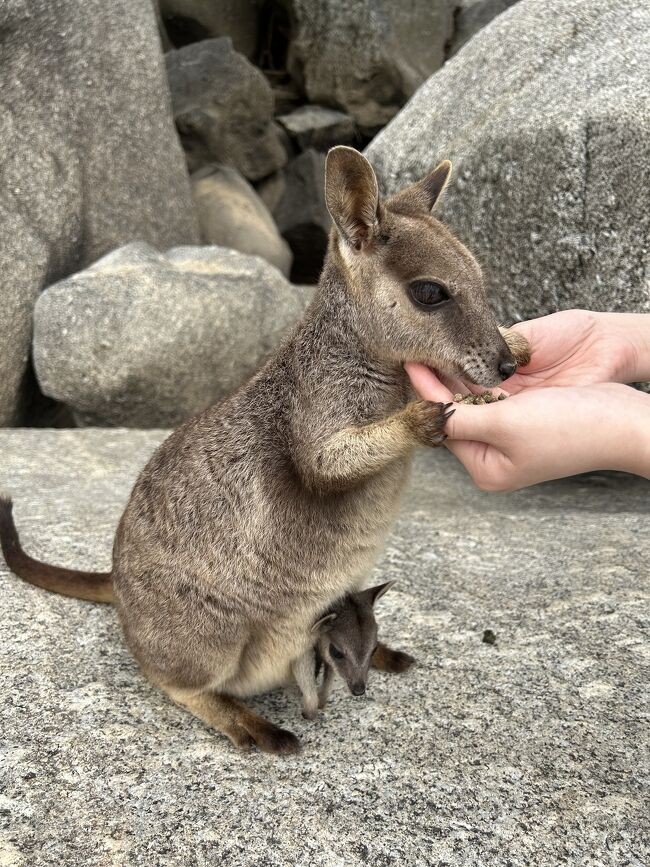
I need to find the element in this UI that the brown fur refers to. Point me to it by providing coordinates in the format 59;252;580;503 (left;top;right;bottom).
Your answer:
0;498;113;603
0;147;529;754
293;581;414;720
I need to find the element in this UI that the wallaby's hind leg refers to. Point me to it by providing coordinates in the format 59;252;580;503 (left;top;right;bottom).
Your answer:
167;687;301;755
372;641;416;674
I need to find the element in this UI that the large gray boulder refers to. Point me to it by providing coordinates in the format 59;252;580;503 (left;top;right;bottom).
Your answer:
1;430;648;864
447;0;520;56
366;0;650;323
166;37;287;180
287;0;454;132
192;165;293;276
0;0;198;426
33;243;312;427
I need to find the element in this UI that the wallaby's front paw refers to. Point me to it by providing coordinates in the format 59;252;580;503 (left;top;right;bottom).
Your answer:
500;327;531;368
403;400;454;447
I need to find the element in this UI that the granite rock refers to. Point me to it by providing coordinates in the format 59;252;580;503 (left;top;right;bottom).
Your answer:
273;150;331;284
32;243;311;427
286;0;454;132
192;165;293;276
366;0;650;323
166;37;288;180
0;0;198;426
158;0;260;57
447;0;521;56
277;105;357;152
0;429;648;865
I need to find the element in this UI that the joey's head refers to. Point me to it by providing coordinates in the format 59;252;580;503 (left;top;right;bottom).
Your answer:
324;146;517;386
312;581;395;697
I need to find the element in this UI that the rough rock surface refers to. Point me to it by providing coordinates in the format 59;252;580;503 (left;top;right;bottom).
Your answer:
273;150;331;284
447;0;521;56
0;429;648;865
277;105;357;152
287;0;455;132
192;165;292;276
32;244;311;427
158;0;260;57
0;0;198;426
366;0;650;323
166;37;287;180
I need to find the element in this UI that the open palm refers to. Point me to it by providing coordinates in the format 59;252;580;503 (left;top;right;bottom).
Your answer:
502;310;634;393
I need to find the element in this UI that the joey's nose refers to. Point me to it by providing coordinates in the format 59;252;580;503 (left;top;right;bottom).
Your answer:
351;683;366;696
498;358;517;380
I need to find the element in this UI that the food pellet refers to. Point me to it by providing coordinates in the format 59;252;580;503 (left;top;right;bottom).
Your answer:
453;391;508;405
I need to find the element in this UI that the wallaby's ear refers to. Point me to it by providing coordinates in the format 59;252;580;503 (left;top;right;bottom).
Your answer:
389;160;452;213
325;146;379;251
363;580;396;607
312;612;337;633
421;160;452;210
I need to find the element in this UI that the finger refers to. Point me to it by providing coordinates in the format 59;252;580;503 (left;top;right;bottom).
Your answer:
440;401;501;443
404;363;454;402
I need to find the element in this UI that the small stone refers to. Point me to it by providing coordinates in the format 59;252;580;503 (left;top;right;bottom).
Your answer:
482;629;497;645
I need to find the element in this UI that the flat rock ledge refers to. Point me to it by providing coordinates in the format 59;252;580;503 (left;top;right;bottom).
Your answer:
0;429;648;866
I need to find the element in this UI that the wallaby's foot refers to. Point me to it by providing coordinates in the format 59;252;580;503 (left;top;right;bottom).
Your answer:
403;400;454;447
372;642;416;674
500;327;531;368
167;687;301;755
302;702;319;721
246;718;302;755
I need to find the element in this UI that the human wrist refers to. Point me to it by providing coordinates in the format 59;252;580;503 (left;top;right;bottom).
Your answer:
601;312;650;383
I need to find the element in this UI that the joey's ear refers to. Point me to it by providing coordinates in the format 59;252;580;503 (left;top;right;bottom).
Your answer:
363;580;396;607
389;160;452;213
325;146;379;250
312;612;337;634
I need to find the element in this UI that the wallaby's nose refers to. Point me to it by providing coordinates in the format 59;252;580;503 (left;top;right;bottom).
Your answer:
351;683;366;696
498;358;517;380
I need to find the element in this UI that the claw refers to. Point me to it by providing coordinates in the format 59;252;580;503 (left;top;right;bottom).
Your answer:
441;401;453;412
441;408;456;423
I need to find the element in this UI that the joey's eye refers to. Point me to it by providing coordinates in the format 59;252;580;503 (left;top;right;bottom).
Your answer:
330;644;345;660
408;280;450;310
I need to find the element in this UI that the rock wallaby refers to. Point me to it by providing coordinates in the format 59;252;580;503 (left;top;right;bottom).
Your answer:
292;580;412;720
0;146;530;755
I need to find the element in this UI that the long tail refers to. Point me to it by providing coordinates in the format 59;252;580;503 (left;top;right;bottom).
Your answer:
0;496;114;603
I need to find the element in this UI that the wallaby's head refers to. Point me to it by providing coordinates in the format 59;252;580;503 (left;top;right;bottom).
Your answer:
324;146;517;387
312;581;394;697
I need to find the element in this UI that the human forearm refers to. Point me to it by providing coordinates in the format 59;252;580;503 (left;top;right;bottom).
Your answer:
618;391;650;478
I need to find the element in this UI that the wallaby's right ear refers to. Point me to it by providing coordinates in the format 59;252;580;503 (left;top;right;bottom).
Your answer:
363;580;396;606
325;146;379;251
312;612;337;634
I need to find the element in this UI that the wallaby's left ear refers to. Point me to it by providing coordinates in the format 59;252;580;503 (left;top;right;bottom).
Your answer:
364;580;396;606
312;612;337;633
325;146;379;251
389;160;452;213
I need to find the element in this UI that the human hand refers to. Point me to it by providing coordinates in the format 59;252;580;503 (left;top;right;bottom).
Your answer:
405;364;650;491
496;310;650;393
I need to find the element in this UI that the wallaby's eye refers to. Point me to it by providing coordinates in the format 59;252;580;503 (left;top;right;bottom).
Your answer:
330;644;345;660
408;280;450;310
